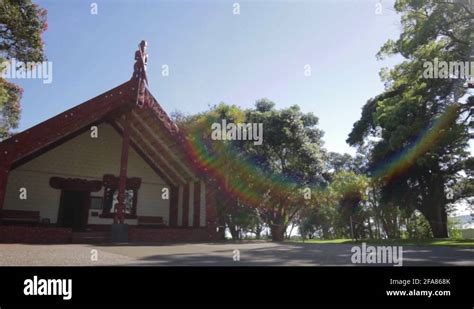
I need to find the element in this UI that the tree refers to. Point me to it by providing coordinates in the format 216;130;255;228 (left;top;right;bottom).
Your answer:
243;100;327;241
327;171;369;239
0;0;47;139
0;79;22;138
225;202;264;240
347;0;473;238
297;198;339;240
179;100;327;241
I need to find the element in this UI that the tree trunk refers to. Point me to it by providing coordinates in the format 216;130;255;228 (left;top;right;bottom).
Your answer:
228;224;240;240
217;226;226;240
287;222;295;239
216;213;226;240
270;224;285;241
322;226;329;239
419;177;449;238
255;227;262;240
423;205;448;238
380;204;398;239
368;218;373;239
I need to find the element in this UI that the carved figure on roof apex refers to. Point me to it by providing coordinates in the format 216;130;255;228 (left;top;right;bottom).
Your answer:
132;40;148;82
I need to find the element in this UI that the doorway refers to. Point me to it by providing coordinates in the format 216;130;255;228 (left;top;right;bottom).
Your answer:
57;190;90;231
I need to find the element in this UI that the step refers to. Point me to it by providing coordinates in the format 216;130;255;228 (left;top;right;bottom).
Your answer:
71;232;109;244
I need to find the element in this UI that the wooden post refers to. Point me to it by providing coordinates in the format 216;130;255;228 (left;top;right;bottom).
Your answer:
193;181;201;227
116;111;132;224
0;162;10;211
182;183;189;227
0;149;12;211
169;186;178;227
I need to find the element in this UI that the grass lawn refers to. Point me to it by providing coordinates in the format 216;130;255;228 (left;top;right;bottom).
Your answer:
288;238;474;248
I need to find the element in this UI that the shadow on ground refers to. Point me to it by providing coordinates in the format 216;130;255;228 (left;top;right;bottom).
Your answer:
108;242;474;266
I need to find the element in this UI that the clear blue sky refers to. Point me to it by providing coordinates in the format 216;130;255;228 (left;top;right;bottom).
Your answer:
15;0;406;155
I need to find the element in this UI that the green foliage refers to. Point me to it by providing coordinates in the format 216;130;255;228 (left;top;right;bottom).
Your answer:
347;0;473;238
0;0;47;139
327;171;369;204
403;210;433;239
298;203;340;240
447;217;463;239
0;0;47;63
175;0;474;241
179;100;327;241
0;78;22;139
297;168;371;240
244;101;327;240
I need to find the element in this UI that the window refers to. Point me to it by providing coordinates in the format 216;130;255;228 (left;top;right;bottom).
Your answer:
100;174;141;218
90;196;103;210
103;188;136;215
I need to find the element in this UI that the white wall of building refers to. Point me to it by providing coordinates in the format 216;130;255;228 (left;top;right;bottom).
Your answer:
4;123;169;225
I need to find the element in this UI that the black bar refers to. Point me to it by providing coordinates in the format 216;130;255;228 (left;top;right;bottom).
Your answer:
0;267;471;306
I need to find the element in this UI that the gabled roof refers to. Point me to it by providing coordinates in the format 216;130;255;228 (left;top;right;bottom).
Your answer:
0;75;198;187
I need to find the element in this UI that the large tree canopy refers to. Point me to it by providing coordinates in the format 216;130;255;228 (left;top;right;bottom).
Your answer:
177;99;327;241
244;100;327;240
347;0;473;238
